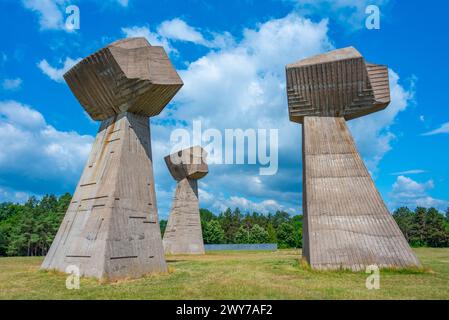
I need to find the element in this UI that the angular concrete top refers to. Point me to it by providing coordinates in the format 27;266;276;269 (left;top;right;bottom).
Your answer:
165;146;208;181
287;47;363;68
64;37;183;121
286;47;390;123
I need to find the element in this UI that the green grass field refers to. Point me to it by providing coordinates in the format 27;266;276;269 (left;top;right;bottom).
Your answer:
0;248;448;300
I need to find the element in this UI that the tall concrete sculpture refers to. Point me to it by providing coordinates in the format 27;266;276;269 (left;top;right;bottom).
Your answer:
286;47;421;270
41;37;183;280
163;146;208;254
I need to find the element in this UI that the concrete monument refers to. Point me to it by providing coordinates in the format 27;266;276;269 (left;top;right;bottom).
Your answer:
163;146;208;254
286;47;421;270
41;37;183;280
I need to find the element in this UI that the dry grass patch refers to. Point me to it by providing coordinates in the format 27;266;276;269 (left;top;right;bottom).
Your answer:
0;248;448;300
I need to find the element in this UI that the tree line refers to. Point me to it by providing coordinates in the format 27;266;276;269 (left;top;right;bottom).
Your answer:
393;207;449;247
161;208;303;248
0;194;70;257
1;194;449;257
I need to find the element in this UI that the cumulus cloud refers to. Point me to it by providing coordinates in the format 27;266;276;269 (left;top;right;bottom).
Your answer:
122;18;234;54
0;101;94;199
217;196;295;215
0;185;39;203
422;122;449;136
156;18;234;48
389;175;449;210
157;18;207;45
145;14;331;215
174;14;332;126
125;13;415;216
2;78;23;91
4;10;416;214
37;57;81;83
197;185;296;215
22;0;67;31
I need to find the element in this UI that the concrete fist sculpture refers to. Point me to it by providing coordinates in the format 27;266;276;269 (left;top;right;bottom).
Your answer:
41;37;183;280
163;146;209;255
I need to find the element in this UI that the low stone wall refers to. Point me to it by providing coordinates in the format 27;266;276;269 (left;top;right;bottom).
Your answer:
204;244;278;251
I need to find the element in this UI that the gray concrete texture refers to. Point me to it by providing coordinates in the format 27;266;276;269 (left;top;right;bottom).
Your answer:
163;146;208;255
286;47;390;123
64;37;183;121
41;38;183;280
287;47;421;270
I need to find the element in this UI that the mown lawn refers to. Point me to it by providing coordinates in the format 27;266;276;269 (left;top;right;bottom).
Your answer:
0;248;448;300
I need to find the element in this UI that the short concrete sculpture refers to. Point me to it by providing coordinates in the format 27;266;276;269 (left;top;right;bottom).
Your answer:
163;146;208;254
286;47;421;270
41;37;183;280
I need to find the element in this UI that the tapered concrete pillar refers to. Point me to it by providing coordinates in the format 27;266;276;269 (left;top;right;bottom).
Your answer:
163;146;208;254
286;47;421;271
41;37;183;280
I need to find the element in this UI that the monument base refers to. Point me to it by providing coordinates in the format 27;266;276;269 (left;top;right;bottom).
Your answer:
41;112;167;280
302;116;421;271
163;178;205;254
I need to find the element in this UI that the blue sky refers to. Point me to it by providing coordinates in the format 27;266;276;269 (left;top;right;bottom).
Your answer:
0;0;448;218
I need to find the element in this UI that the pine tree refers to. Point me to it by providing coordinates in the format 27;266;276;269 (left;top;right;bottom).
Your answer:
266;223;277;243
410;207;427;246
235;225;250;244
202;220;225;244
425;208;449;247
393;207;414;242
248;224;270;244
219;207;241;243
276;222;297;248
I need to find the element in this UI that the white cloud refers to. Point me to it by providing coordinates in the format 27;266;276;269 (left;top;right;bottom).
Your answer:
389;175;449;210
157;18;235;49
37;57;81;83
173;15;414;177
123;18;235;53
422;122;449;136
127;13;415;215
174;14;332;126
22;0;67;30
198;187;296;214
0;185;37;203
198;187;214;205
0;101;94;195
144;14;331;215
391;169;427;176
220;196;295;214
2;78;23;91
121;26;175;54
158;18;207;45
0;101;45;128
348;69;416;172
